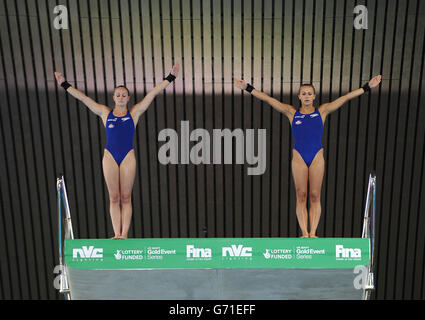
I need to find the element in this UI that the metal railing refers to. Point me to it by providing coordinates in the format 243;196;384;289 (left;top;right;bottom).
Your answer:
361;172;376;300
56;175;75;300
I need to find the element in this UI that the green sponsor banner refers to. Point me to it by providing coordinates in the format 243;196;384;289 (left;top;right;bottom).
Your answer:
65;238;370;270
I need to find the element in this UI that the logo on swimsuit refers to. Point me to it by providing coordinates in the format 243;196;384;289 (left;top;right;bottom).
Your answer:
310;114;319;118
294;115;305;118
121;117;131;122
108;124;115;128
108;118;117;122
295;120;302;125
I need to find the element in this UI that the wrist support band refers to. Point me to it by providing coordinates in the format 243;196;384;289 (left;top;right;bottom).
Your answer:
362;83;370;92
61;81;71;90
164;74;176;82
245;83;254;93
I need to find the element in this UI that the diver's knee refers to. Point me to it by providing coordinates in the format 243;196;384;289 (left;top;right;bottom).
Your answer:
309;190;321;203
296;189;307;203
120;192;132;204
109;192;120;204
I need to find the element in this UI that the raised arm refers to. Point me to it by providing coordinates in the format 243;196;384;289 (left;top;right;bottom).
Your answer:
319;75;382;118
234;78;296;121
130;63;180;123
54;72;110;119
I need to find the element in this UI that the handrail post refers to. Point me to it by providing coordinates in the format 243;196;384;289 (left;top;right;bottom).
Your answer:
56;175;74;299
362;172;376;300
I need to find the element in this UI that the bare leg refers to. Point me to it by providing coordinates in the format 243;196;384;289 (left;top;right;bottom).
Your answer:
291;150;309;238
119;150;136;239
308;149;324;238
103;149;121;238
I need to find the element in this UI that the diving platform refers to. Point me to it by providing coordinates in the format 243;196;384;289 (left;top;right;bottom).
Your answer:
63;237;370;300
55;173;376;300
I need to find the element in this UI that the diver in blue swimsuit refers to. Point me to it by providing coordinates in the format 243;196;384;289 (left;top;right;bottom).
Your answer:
54;64;180;239
235;75;382;238
105;109;135;166
292;107;324;167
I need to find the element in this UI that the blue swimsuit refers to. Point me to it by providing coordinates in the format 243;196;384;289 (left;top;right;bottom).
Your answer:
291;108;324;167
105;110;135;166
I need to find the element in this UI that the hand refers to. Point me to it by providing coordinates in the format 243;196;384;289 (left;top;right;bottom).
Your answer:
54;72;66;85
234;78;248;90
368;75;382;88
170;63;180;77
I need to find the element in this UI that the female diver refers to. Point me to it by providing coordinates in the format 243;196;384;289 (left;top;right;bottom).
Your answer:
54;63;180;239
235;75;382;238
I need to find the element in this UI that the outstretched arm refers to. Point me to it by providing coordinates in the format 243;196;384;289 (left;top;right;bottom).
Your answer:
319;75;382;117
54;72;110;118
131;63;180;120
234;78;296;121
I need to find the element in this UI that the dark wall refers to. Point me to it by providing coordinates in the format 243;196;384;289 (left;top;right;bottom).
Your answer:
0;0;424;300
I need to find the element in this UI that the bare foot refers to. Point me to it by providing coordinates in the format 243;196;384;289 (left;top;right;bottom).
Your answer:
300;235;309;238
117;235;128;239
309;234;319;238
